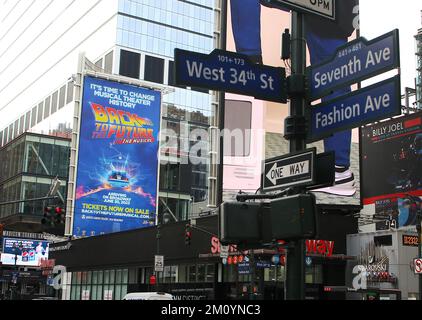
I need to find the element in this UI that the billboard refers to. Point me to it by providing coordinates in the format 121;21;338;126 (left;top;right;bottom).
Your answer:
1;238;49;267
72;76;161;237
224;0;361;208
362;112;422;203
362;112;422;227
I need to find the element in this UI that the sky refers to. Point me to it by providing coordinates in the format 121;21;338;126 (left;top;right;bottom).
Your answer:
360;0;421;93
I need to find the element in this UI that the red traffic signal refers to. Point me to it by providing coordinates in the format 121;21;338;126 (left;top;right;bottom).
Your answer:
44;206;53;214
54;206;65;224
149;275;157;285
185;224;191;246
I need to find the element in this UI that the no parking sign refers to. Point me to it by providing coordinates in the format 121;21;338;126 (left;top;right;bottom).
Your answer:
414;259;422;274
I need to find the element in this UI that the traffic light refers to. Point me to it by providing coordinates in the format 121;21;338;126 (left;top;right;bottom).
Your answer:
54;206;65;224
42;206;54;225
185;224;191;246
220;194;318;246
42;206;65;226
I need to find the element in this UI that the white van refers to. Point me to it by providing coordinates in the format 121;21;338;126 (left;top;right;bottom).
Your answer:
122;292;174;300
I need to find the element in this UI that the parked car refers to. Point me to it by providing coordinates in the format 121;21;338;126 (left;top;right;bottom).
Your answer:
122;292;174;300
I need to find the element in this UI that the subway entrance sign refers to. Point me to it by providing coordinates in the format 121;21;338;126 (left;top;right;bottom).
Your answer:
308;29;400;101
308;76;401;142
175;48;287;103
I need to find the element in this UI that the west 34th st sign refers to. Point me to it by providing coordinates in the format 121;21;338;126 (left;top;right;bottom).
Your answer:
175;49;287;103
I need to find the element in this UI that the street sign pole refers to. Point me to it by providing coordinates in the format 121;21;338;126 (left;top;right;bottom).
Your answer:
285;11;307;300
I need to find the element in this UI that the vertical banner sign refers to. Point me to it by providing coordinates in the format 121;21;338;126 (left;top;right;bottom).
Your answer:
73;76;161;237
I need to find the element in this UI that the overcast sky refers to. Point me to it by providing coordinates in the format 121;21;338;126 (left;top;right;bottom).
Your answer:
360;0;421;92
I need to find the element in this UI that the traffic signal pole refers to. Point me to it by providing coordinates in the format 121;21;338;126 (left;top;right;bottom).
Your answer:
285;11;307;300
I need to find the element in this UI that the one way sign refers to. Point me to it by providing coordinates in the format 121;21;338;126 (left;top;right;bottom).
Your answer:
263;149;316;192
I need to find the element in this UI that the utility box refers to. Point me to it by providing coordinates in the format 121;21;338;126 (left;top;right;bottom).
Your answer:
219;194;318;246
266;194;317;241
220;202;262;245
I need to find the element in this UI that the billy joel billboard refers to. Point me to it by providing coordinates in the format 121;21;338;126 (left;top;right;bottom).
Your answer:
72;76;161;237
362;112;422;205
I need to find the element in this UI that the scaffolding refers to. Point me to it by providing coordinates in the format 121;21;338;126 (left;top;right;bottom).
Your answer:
416;26;422;109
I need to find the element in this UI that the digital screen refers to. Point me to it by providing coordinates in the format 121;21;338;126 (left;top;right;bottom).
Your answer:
1;238;49;267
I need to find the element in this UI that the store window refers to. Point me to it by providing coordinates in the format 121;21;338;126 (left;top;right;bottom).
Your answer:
305;265;323;285
188;265;196;283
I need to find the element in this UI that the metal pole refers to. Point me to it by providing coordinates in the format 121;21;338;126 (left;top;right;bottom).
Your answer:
285;11;307;301
418;216;422;301
156;224;160;292
217;0;228;209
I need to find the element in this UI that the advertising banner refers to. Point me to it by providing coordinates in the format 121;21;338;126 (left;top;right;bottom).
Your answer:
72;76;161;237
225;0;361;208
1;238;49;267
362;112;422;204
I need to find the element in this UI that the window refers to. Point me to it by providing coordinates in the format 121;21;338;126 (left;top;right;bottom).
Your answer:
8;124;13;143
119;49;140;79
44;96;51;119
95;58;103;68
105;51;113;73
37;102;44;124
66;81;74;104
14;120;19;138
25;111;31;131
31;106;37;127
3;129;8;146
168;60;176;86
58;85;66;109
374;235;393;247
144;55;164;84
51;91;58;114
224;100;252;157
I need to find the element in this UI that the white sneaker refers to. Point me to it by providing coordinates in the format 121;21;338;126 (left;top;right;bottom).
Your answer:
311;166;356;197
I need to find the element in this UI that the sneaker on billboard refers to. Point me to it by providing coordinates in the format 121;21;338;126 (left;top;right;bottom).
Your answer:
311;166;356;197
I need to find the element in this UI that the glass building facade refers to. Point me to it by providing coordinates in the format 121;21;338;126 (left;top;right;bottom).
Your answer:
0;134;70;219
114;0;215;221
